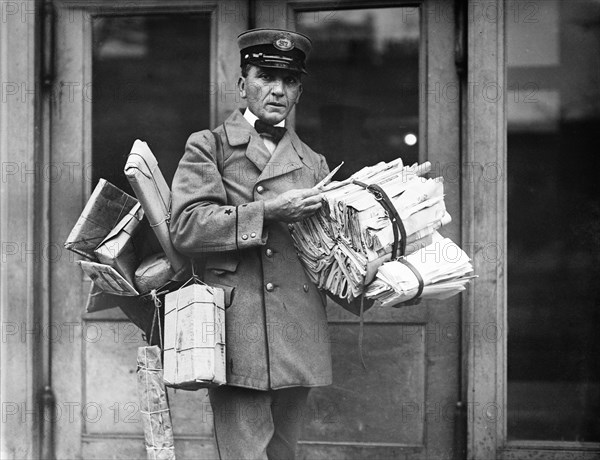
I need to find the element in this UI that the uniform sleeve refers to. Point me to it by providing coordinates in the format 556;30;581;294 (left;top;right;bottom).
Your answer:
169;130;267;255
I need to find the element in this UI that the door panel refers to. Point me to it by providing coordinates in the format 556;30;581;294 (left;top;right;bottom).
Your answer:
255;1;461;459
49;2;246;458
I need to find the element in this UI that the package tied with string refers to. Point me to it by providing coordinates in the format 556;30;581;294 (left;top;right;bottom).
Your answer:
64;178;165;309
64;178;140;260
124;140;187;273
163;279;226;390
137;345;176;460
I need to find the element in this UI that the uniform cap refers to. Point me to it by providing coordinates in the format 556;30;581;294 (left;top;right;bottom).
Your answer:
237;28;312;74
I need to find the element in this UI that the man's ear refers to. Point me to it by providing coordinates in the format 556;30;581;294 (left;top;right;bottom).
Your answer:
238;76;247;99
296;83;303;104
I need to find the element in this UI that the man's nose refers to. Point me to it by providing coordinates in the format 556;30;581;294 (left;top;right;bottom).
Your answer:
270;79;284;96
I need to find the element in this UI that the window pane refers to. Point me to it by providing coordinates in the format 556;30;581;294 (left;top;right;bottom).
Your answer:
507;0;600;441
296;7;419;180
92;14;211;193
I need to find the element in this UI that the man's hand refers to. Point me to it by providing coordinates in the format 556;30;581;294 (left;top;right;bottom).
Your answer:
264;188;323;223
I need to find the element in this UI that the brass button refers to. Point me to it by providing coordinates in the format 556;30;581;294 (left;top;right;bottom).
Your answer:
303;284;309;292
241;234;248;240
251;232;256;238
265;248;273;257
266;283;274;292
256;185;265;194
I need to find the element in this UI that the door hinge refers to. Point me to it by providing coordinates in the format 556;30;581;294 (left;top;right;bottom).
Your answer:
454;400;467;459
39;385;56;460
455;0;467;76
42;0;55;87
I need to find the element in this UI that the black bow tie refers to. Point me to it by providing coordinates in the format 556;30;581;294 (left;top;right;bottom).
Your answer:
254;120;286;143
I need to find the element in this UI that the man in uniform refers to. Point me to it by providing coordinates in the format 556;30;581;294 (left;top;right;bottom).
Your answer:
170;28;364;459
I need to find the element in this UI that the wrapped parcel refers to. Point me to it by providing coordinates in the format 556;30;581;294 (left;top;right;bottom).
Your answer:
290;159;452;302
124;140;187;272
64;178;138;259
163;282;226;390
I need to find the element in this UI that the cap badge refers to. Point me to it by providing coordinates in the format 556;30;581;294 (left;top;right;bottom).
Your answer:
273;33;294;51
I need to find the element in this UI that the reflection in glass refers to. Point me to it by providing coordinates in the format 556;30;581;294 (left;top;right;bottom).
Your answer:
295;7;421;445
92;15;211;193
296;8;419;180
507;0;600;441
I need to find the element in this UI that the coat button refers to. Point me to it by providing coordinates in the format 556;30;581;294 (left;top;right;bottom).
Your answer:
265;248;273;257
303;284;309;292
266;283;274;292
241;234;248;240
251;232;256;238
256;185;265;194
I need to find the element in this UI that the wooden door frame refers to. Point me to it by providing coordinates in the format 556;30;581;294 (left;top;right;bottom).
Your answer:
15;0;600;458
0;1;45;458
462;0;506;458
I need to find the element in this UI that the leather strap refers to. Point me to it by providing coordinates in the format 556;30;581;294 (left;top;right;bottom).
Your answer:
352;180;407;258
398;258;424;301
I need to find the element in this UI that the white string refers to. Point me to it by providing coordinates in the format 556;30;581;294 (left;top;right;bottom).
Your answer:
142;347;157;459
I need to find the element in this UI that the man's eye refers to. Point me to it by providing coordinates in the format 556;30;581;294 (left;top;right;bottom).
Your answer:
285;77;298;85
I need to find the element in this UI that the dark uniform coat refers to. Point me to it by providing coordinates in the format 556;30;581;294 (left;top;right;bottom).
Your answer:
170;109;332;390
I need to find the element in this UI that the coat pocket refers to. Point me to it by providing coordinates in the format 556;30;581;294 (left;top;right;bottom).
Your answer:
209;282;235;308
205;252;240;275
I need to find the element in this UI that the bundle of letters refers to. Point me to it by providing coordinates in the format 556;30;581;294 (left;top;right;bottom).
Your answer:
364;231;476;305
290;158;474;306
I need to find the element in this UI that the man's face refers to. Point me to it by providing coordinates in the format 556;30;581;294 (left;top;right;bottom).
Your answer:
238;66;303;125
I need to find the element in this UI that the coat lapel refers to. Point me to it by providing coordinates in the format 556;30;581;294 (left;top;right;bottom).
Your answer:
256;128;304;183
222;110;267;172
223;109;306;182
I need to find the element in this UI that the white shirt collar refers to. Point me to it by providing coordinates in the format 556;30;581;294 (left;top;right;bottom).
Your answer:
243;108;285;129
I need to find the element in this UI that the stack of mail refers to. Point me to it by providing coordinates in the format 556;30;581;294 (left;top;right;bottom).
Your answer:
290;158;452;301
365;232;475;306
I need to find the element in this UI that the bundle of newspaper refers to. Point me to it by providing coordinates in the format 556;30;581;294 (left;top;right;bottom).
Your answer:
290;158;451;301
365;232;475;306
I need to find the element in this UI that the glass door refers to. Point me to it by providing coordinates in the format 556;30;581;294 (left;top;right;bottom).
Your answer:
255;1;462;459
506;0;600;452
48;1;245;458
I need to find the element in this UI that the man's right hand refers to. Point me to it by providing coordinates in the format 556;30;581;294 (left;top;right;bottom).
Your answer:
264;188;323;223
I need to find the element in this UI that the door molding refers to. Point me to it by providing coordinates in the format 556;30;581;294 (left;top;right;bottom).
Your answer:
463;0;506;458
0;2;44;458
